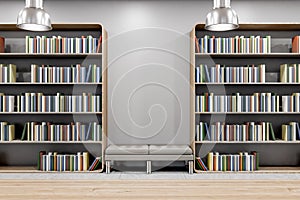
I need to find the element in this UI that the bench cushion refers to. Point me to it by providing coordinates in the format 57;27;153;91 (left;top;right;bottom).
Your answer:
105;154;193;161
149;145;192;155
105;145;148;155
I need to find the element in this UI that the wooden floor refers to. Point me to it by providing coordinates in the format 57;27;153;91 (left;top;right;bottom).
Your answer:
0;180;299;200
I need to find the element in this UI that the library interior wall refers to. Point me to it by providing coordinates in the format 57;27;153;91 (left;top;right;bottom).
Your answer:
0;0;299;145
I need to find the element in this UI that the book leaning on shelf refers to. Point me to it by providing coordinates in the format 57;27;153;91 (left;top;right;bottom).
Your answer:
88;157;102;171
206;151;259;172
195;35;271;53
195;157;208;171
16;92;102;112
196;121;276;142
0;64;16;83
0;122;15;141
195;92;280;112
26;35;102;54
38;151;91;172
195;64;266;83
31;64;102;83
292;36;300;53
21;122;102;142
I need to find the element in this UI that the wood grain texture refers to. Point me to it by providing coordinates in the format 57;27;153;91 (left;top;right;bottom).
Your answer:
0;180;299;200
101;27;108;173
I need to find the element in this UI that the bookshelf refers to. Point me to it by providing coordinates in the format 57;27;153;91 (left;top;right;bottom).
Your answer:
0;24;107;173
191;23;300;173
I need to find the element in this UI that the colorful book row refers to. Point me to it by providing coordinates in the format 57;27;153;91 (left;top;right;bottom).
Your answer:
38;151;98;171
26;35;102;54
22;122;102;142
280;64;300;83
0;94;14;112
0;64;16;83
195;64;266;83
196;122;276;142
31;64;102;83
282;122;300;141
15;92;102;112
195;93;280;112
196;151;259;171
0;122;15;141
195;35;271;54
282;93;300;112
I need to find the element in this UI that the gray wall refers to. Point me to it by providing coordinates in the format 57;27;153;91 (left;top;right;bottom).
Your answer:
0;0;300;145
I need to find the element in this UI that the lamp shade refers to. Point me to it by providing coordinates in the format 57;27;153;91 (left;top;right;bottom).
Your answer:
205;0;239;31
17;0;52;31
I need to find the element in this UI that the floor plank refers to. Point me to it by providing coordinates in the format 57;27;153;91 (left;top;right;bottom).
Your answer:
0;180;299;200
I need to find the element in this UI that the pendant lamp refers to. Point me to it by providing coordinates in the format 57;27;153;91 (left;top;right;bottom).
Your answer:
205;0;239;31
17;0;52;31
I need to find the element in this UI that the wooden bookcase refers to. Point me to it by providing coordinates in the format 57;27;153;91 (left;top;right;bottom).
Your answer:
191;23;300;173
0;24;107;173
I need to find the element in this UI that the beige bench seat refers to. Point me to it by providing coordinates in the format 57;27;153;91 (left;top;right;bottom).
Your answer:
105;144;193;174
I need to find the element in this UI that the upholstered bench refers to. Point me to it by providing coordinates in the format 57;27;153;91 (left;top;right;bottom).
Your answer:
105;144;193;174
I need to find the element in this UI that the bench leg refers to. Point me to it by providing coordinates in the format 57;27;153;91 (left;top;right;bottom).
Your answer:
146;161;151;174
106;161;111;174
188;161;193;174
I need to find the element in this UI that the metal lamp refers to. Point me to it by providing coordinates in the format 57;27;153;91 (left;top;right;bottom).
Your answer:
17;0;52;31
205;0;239;31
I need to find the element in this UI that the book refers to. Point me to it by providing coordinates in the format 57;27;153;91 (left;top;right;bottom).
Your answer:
85;122;92;141
204;123;210;140
96;36;102;53
0;36;4;53
88;157;102;171
195;36;200;53
85;64;92;82
207;152;213;171
269;123;276;141
251;151;259;170
38;151;46;170
296;122;300;140
20;123;28;141
83;152;89;171
292;36;300;53
196;157;208;171
204;65;210;82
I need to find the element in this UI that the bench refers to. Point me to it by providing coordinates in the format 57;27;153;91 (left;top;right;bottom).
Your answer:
105;144;193;174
